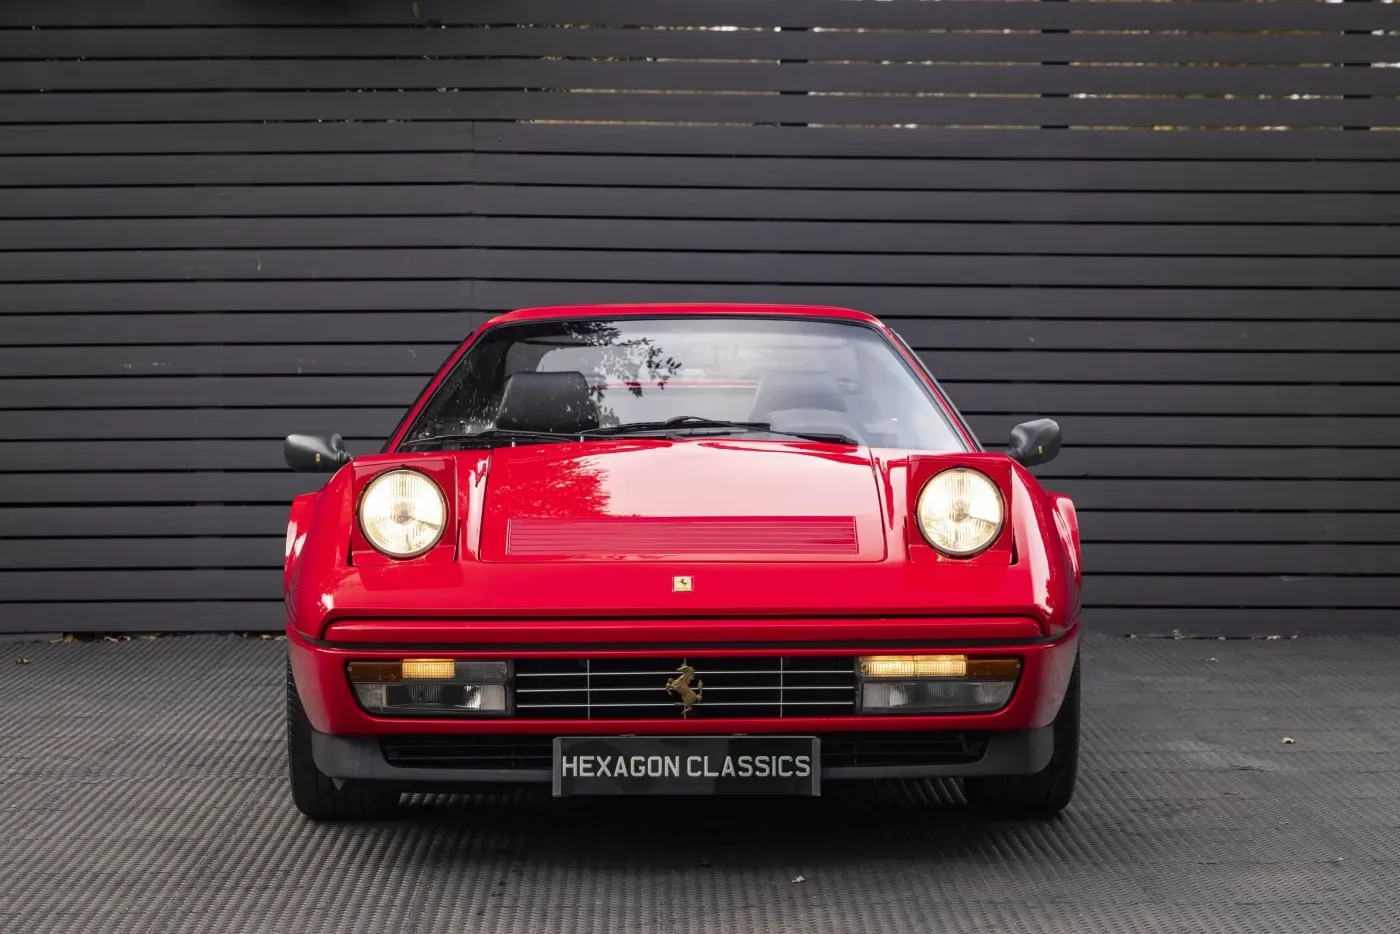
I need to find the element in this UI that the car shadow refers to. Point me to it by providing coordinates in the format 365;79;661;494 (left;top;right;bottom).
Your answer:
382;779;1066;871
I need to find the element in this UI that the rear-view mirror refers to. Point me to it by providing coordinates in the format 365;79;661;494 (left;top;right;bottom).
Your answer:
1008;419;1061;467
284;433;352;473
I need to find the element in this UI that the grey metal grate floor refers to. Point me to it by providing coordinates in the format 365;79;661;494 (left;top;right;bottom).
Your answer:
2;633;1398;933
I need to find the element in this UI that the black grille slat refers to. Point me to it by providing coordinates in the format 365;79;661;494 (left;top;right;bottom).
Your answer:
513;656;857;720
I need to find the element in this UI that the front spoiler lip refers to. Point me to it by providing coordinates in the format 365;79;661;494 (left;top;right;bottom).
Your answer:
308;612;1057;646
301;632;1064;652
311;725;1055;783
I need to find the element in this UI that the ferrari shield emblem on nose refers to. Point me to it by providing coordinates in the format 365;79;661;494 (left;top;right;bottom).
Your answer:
666;662;704;716
672;575;693;592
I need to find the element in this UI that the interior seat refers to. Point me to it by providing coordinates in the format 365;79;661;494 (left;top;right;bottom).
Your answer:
749;371;848;420
495;371;599;434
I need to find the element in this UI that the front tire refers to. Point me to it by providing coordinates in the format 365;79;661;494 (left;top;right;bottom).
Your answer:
962;653;1080;819
286;661;400;821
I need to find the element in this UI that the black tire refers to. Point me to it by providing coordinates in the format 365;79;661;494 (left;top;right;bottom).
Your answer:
286;661;400;821
963;653;1080;819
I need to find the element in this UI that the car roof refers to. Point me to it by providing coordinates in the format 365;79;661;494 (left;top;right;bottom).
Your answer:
484;303;882;328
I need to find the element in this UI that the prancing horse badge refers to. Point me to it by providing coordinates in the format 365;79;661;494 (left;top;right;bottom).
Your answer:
666;662;703;716
672;576;693;592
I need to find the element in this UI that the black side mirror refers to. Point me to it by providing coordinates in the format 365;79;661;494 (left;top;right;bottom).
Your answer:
1008;418;1061;467
284;433;352;473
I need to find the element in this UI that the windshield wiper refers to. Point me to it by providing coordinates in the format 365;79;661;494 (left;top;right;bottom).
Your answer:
402;417;859;450
398;429;577;450
582;416;859;446
583;415;770;436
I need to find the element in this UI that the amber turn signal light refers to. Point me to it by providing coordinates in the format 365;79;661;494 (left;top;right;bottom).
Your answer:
347;658;471;682
401;658;457;680
857;655;1021;680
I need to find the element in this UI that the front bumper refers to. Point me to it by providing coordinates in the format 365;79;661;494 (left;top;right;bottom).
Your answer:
288;617;1078;780
311;726;1054;783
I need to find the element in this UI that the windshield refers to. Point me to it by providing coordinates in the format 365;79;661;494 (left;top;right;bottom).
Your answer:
400;317;967;451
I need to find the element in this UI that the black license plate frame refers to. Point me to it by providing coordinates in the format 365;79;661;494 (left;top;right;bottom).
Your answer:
552;735;820;796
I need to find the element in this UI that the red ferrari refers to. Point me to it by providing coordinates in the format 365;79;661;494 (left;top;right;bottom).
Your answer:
282;304;1081;820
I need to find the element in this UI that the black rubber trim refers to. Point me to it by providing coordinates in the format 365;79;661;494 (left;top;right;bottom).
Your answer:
311;726;1054;783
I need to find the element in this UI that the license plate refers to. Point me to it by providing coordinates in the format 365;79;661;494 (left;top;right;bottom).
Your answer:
552;735;820;796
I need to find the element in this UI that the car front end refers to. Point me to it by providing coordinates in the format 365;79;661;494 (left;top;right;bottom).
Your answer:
282;306;1082;818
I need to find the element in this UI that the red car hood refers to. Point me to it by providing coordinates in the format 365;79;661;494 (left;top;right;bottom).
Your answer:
287;441;1077;635
476;440;887;563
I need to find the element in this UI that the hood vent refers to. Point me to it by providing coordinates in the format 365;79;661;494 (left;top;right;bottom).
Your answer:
506;516;858;558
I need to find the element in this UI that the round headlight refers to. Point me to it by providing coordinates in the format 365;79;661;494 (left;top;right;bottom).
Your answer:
915;468;1004;557
358;469;447;558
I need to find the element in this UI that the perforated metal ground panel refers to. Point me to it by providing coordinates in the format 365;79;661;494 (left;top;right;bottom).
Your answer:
2;632;1398;933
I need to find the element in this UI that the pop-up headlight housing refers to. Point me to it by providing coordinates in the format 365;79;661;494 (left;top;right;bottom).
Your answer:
905;454;1017;565
358;469;446;558
347;455;459;565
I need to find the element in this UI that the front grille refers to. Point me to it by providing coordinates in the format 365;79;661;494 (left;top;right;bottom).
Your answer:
379;732;989;770
820;731;988;768
513;655;857;720
382;735;553;770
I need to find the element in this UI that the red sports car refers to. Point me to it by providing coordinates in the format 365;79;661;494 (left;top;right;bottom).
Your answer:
282;304;1081;820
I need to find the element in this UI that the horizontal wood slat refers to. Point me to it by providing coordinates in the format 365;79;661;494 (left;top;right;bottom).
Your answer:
924;352;1400;383
8;0;1400;31
946;385;1400;417
0;505;286;538
12;187;1400;225
3;250;1398;288
5;282;1399;322
0;538;281;570
478;285;1400;323
1079;512;1400;545
7;123;1399;160
6;219;1400;258
0;409;399;440
0;346;451;378
11;154;1400;191
10;60;1400;97
0;602;286;632
5;28;1400;64
0;377;430;408
968;416;1400;449
6;91;1400;127
1085;544;1395;576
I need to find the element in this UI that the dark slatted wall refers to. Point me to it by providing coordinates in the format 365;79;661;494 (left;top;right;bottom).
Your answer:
2;0;1398;635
